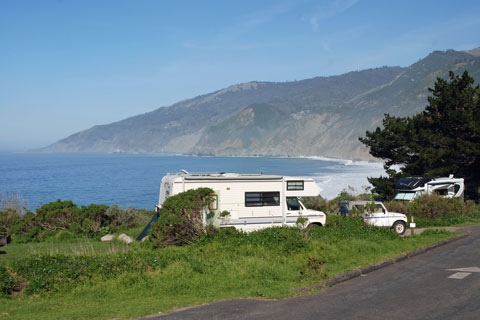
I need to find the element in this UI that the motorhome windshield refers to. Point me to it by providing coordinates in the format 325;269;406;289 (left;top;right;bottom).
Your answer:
394;191;417;201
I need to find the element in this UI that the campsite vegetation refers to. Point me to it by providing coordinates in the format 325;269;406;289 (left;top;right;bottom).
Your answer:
0;218;458;320
1;190;477;320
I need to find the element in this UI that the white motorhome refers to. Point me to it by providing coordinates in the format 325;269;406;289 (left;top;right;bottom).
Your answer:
155;170;326;232
394;175;465;202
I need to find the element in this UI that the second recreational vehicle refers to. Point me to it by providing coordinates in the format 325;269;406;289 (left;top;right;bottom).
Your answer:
394;175;465;202
156;170;326;232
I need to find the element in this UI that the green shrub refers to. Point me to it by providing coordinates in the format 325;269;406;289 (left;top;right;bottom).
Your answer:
2;198;153;242
80;204;108;231
36;200;81;230
300;196;327;212
0;265;16;296
54;230;76;240
149;188;214;247
384;200;409;215
13;226;42;243
104;206;149;229
97;226;113;237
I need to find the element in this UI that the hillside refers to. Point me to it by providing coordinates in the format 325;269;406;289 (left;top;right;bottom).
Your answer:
38;48;480;160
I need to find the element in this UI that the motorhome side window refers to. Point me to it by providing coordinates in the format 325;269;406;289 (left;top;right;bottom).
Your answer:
245;192;280;207
287;181;304;191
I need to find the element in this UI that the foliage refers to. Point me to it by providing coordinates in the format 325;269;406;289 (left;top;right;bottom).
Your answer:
0;264;16;296
301;196;327;212
364;168;402;201
104;205;147;228
149;188;214;247
296;216;308;228
35;200;82;231
360;71;480;200
365;201;380;214
1;199;152;243
219;210;230;217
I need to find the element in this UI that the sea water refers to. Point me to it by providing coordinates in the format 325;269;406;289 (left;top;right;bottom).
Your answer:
0;153;385;210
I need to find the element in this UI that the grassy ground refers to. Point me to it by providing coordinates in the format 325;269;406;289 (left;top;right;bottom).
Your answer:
0;226;144;263
0;223;459;320
0;238;131;263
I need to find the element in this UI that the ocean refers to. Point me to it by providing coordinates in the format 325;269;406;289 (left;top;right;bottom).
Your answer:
0;153;385;211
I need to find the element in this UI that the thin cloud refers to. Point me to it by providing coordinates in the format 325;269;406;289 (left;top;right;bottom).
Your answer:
183;1;297;52
238;2;295;30
310;0;359;32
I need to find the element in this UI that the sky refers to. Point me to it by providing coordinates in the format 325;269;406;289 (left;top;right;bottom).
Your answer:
1;0;480;151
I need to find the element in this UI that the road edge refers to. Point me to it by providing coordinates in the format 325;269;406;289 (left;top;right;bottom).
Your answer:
306;232;469;290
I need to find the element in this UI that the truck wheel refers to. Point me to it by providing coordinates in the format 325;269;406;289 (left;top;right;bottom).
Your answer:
307;223;322;229
393;221;406;235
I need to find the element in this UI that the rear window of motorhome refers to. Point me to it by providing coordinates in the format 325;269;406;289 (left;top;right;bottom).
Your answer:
245;192;280;207
287;180;304;190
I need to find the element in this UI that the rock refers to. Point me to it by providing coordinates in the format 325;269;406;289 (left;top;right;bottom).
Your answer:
118;233;134;244
101;234;114;242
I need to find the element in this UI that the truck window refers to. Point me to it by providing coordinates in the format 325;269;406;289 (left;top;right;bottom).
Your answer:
286;197;301;210
245;192;280;207
353;205;365;211
454;184;461;194
435;188;448;196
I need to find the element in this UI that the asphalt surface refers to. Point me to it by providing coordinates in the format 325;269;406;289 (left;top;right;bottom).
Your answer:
144;225;480;320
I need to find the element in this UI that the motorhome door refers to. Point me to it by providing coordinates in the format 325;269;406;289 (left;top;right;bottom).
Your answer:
285;197;303;224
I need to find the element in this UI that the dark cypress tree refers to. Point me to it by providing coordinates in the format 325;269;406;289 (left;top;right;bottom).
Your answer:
360;71;480;200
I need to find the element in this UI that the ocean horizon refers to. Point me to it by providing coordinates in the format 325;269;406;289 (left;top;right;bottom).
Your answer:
0;152;386;211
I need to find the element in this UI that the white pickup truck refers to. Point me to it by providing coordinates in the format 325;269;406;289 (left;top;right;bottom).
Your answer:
338;200;408;235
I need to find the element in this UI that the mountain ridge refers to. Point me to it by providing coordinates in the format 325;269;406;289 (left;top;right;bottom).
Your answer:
38;48;480;160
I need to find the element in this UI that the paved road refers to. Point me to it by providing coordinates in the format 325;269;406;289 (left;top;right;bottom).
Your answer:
146;225;480;320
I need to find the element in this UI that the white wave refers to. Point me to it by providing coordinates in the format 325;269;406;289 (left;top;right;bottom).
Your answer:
303;155;384;168
311;163;387;200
